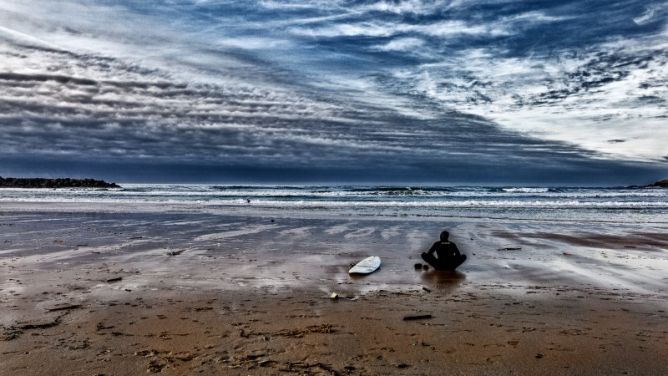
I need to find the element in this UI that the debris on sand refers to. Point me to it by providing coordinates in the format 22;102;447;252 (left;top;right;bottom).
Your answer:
498;247;522;251
106;277;122;283
193;306;213;312
329;292;339;300
422;286;431;293
46;303;82;312
403;314;433;321
414;263;423;270
166;249;185;256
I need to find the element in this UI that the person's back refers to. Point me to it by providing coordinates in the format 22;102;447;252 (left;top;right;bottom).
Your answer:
437;241;460;259
421;231;466;271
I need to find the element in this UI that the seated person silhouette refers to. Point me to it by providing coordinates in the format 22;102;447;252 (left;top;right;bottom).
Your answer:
421;230;466;271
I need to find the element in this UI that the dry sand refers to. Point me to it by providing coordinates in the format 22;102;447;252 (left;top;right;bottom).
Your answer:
1;207;667;375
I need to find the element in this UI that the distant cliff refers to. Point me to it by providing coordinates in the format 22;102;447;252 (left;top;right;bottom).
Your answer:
0;177;120;189
647;179;668;188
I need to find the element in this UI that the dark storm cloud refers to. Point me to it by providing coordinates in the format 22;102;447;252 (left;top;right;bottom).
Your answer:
0;0;665;183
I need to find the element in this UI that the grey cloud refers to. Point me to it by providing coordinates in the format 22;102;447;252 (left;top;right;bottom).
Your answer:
0;0;665;183
0;40;593;170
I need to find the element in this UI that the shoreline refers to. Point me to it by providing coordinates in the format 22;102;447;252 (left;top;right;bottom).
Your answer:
1;202;667;227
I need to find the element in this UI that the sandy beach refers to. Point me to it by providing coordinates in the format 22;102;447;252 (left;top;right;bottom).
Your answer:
1;202;668;375
3;0;668;373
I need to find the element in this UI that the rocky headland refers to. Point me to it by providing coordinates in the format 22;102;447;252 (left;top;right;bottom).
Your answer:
647;179;668;188
0;177;120;189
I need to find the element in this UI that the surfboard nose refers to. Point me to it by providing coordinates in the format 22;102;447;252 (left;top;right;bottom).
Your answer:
348;256;381;275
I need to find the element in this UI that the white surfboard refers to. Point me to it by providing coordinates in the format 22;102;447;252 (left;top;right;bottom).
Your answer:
348;256;381;275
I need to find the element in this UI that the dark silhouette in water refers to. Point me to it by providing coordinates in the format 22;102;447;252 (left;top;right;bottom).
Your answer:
421;230;466;271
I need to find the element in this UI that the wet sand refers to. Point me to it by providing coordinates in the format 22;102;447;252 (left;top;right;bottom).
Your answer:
1;206;668;375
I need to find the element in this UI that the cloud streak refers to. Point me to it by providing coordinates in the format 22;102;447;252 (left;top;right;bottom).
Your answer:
0;0;665;183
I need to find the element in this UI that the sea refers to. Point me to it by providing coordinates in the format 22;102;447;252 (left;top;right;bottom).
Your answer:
0;185;666;223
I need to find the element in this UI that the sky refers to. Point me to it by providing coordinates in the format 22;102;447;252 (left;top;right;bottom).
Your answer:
0;0;666;184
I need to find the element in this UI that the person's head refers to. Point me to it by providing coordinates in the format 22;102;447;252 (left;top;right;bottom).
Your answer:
440;230;449;242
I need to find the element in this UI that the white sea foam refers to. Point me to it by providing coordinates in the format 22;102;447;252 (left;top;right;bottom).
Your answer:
0;185;666;225
0;196;665;209
3;185;666;199
501;187;550;193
